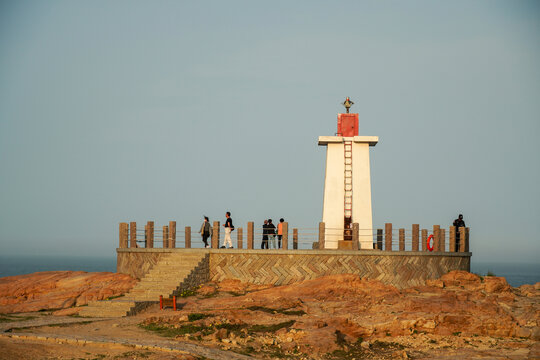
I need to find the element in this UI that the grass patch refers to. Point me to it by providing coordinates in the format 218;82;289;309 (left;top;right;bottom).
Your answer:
453;331;462;336
486;270;496;277
232;346;256;356
248;320;295;333
188;313;213;322
247;306;306;316
48;320;93;327
141;319;295;339
335;330;347;346
371;340;405;350
216;323;244;332
178;288;197;298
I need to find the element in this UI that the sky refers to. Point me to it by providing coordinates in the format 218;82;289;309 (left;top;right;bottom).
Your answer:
1;1;539;263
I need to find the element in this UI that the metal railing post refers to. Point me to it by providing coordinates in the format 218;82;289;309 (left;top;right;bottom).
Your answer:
212;221;220;249
247;222;254;249
237;227;243;249
129;222;137;248
318;222;325;250
119;223;128;248
449;226;456;252
282;222;288;250
169;221;176;248
385;223;392;251
163;226;169;248
433;225;440;252
421;229;427;251
412;224;419;251
440;228;446;252
147;221;154;248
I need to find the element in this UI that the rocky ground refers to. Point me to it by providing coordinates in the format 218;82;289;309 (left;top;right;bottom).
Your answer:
0;270;538;359
0;271;136;314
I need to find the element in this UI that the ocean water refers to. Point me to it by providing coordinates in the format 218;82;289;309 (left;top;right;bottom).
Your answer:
470;261;540;287
0;256;538;288
0;255;116;279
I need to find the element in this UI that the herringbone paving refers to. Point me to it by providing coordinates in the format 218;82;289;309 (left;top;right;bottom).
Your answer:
210;253;469;289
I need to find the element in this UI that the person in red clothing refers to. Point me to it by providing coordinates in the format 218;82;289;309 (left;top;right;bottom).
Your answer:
277;218;285;249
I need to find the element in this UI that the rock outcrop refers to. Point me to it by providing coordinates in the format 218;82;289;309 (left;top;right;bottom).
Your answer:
0;271;136;314
141;271;540;357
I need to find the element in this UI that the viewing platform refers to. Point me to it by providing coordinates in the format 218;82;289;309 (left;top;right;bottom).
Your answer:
117;220;471;290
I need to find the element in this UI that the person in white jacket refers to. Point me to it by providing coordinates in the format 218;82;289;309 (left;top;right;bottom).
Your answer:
222;211;234;248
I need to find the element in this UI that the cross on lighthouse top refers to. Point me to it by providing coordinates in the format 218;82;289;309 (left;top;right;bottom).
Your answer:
342;97;354;114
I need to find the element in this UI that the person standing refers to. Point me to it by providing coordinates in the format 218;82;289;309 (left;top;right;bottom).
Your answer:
277;218;284;249
267;219;276;249
222;211;234;249
199;216;212;248
261;219;269;249
453;214;466;252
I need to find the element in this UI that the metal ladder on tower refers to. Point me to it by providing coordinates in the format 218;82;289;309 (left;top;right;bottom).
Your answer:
344;140;353;240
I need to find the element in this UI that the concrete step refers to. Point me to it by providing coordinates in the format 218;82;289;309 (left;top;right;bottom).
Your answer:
146;259;203;266
146;266;200;272
125;296;169;301
79;311;129;318
146;269;198;274
156;261;203;265
79;307;132;317
134;278;185;283
129;288;178;293
78;254;208;318
145;269;197;275
130;284;182;291
129;289;177;295
129;290;178;296
86;300;135;307
142;273;192;279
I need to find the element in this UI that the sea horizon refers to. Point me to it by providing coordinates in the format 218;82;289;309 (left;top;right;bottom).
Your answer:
0;255;538;288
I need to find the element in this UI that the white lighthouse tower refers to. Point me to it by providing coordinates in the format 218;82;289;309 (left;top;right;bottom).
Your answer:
318;98;378;249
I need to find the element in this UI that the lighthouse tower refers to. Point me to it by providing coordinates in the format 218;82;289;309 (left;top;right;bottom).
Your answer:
318;98;378;249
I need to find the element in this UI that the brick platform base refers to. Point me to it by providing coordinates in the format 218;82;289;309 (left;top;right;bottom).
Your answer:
117;249;470;289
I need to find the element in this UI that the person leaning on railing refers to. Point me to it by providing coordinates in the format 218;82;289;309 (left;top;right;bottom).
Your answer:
267;219;276;249
453;214;466;252
277;218;285;249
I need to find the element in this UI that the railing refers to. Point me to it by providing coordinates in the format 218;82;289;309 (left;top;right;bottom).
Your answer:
118;221;470;253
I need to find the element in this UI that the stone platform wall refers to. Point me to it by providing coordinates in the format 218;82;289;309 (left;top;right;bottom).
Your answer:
117;249;471;288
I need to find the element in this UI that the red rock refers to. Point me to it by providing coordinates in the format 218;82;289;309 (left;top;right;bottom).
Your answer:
0;271;136;314
145;272;539;356
483;277;511;293
440;270;482;290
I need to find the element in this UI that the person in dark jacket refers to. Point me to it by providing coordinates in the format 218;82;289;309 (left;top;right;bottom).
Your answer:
198;216;212;248
453;214;466;251
261;219;269;249
267;219;276;249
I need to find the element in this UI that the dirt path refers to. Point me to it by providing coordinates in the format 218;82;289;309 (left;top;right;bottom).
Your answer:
0;307;252;360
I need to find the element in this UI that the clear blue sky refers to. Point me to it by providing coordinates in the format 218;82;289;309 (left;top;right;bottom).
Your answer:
1;1;539;263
